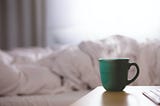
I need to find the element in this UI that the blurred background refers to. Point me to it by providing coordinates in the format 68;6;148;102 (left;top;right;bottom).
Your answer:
0;0;160;50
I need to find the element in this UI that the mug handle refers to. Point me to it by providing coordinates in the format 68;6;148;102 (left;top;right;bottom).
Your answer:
127;63;140;85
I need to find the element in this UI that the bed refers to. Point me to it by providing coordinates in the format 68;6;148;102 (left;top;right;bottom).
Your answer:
0;35;160;106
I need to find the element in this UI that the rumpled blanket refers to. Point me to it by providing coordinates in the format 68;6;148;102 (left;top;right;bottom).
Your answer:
0;35;160;96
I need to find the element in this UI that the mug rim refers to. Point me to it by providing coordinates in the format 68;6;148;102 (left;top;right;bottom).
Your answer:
98;58;129;61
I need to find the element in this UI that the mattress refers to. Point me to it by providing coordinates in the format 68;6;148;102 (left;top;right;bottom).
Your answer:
0;91;89;106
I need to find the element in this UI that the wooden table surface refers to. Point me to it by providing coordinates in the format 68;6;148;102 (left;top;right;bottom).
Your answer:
71;86;160;106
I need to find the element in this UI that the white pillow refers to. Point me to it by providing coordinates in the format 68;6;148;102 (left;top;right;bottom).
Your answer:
8;47;53;64
0;50;13;64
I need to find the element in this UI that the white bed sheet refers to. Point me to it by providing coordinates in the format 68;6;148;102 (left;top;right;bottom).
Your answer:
0;91;89;106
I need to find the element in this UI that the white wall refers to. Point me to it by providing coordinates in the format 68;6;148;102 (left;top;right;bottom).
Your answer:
46;0;160;46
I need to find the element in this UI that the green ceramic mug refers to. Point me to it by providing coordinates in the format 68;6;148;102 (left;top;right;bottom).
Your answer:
99;58;139;91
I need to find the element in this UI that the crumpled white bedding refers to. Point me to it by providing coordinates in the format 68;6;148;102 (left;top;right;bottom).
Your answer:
0;35;160;96
0;91;89;106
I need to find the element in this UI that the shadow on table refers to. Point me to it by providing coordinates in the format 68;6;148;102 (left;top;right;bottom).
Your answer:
102;91;140;106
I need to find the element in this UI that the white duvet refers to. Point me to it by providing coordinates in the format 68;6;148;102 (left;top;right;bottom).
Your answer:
0;35;160;96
